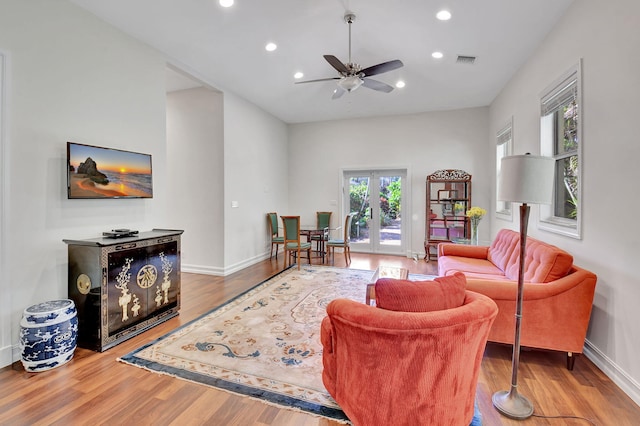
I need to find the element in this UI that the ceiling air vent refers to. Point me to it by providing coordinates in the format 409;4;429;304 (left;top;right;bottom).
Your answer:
456;55;476;64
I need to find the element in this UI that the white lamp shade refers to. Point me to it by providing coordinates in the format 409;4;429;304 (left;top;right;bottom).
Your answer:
498;155;555;204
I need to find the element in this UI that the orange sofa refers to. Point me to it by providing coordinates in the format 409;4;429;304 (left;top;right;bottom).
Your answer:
437;228;597;370
321;274;497;426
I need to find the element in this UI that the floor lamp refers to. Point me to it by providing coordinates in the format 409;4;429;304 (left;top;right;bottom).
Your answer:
492;154;554;419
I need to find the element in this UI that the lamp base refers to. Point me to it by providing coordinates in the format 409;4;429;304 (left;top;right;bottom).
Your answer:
492;389;534;420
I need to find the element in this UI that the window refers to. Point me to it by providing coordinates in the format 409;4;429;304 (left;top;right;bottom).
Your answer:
496;119;513;221
538;61;582;239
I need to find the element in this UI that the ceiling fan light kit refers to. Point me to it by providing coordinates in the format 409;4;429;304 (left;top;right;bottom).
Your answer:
295;11;403;99
337;75;364;92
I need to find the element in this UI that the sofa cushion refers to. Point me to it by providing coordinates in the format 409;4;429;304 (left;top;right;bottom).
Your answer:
504;237;574;283
487;229;520;272
438;256;505;277
456;271;512;281
375;272;467;312
485;229;573;283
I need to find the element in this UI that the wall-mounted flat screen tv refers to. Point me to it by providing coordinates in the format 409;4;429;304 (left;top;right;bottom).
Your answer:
67;142;153;199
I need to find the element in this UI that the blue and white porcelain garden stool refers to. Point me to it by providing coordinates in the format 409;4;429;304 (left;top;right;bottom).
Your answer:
19;299;78;372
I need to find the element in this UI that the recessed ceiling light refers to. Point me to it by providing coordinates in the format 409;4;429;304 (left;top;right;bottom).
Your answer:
294;72;304;79
396;81;406;89
436;10;452;21
432;51;444;59
265;42;277;52
219;0;234;7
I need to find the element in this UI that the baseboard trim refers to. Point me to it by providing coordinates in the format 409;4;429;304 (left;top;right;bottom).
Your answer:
181;252;274;277
584;339;640;407
0;344;13;368
223;253;272;276
181;263;225;276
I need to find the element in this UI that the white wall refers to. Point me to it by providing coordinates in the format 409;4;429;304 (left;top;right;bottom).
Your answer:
223;92;289;274
0;1;291;367
166;88;225;274
489;0;640;404
0;50;9;367
0;1;168;366
288;107;490;257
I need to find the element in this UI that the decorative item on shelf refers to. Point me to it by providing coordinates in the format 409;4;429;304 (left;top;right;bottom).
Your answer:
466;206;486;245
454;202;466;216
493;153;554;420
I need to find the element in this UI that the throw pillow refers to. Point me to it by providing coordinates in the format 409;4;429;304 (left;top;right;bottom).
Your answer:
375;272;467;312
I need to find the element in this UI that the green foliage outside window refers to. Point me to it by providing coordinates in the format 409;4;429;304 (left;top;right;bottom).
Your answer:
379;179;401;226
349;180;370;238
558;102;579;219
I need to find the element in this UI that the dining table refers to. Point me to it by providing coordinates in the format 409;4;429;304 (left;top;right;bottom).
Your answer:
300;225;341;264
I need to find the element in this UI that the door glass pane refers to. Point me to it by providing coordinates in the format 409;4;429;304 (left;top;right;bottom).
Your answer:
348;176;370;244
379;175;401;246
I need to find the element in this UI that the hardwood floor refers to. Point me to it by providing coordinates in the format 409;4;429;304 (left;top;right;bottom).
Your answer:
1;253;638;425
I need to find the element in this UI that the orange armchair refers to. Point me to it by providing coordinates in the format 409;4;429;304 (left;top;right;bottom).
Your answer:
320;274;498;426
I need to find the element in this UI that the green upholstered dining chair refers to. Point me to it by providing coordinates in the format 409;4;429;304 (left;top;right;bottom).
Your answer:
281;215;312;270
326;212;356;265
311;211;332;252
267;212;284;260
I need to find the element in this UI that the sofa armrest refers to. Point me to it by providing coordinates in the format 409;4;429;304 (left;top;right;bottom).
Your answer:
438;243;489;259
465;265;597;355
465;266;596;302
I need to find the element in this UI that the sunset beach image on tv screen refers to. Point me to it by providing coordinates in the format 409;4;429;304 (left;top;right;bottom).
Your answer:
67;142;153;199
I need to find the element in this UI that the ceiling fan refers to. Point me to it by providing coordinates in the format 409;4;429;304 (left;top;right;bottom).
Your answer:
295;12;404;99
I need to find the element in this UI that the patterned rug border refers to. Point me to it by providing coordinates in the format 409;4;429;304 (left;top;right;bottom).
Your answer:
117;265;388;423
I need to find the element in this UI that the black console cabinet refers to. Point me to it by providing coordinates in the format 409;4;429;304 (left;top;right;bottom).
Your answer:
64;229;183;351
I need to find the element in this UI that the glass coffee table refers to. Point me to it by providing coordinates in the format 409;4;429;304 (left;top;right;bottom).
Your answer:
365;266;409;306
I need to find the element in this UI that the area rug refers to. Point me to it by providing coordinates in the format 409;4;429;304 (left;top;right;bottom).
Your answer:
120;265;431;422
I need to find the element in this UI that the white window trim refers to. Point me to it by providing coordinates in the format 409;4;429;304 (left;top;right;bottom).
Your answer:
538;60;583;239
496;117;513;222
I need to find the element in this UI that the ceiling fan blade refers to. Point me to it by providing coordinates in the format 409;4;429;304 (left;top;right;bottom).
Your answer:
295;77;340;84
361;78;394;93
360;59;404;77
323;55;349;74
332;87;346;99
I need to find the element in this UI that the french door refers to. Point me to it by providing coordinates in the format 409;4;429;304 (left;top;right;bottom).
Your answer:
343;170;406;255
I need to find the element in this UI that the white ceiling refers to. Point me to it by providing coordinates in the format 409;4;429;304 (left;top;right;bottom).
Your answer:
70;0;574;124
